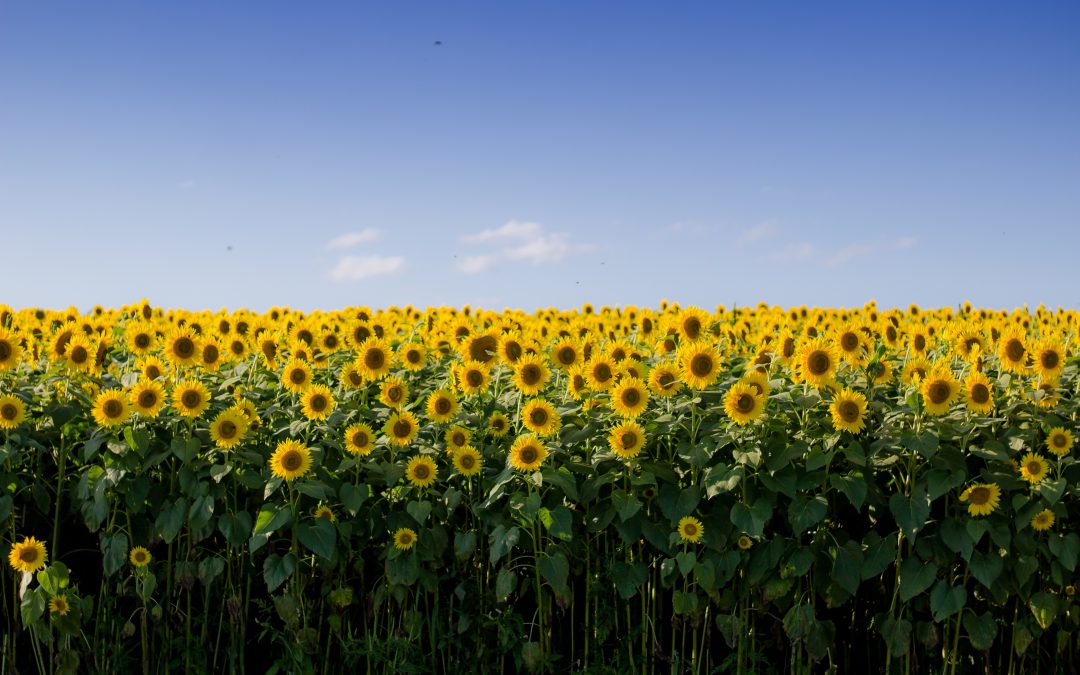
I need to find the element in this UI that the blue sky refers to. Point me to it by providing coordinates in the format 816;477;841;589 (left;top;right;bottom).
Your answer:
2;1;1078;312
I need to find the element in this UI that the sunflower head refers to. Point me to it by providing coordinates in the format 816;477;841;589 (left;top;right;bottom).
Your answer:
959;483;1001;517
521;399;562;437
513;354;551;395
300;384;336;421
129;546;152;568
209;409;248;449
794;337;838;387
270;440;313;481
281;359;313;394
379;377;409;409
8;536;47;574
392;527;417;551
828;388;867;434
357;337;393;380
920;368;960;416
679;342;722;390
1031;509;1055;532
445;425;472;451
92;389;131;428
1018;452;1049;485
405;455;439;489
398;343;427;372
1046;427;1074;457
647;363;682;398
344;422;376;456
456;360;491;396
452;446;483;476
129;380;167;418
425;389;459;423
0;395;27;430
488;412;510;437
385;411;420;446
611;378;649;418
677;516;704;544
48;595;70;616
509;434;548;472
608;420;646;460
172;379;210;419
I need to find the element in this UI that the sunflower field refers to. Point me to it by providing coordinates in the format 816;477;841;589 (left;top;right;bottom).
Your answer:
1;300;1079;674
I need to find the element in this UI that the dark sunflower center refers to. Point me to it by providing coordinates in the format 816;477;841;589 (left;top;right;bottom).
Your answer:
470;335;497;362
1;404;17;420
885;326;897;342
103;400;123;418
138;391;158;408
282;451;302;471
971;384;990;404
219;421;238;438
683;318;701;340
808;351;831;376
840;333;859;351
595;364;612;382
690;354;713;377
467;370;483;386
399;532;413;544
69;346;88;364
310;395;327;412
838;400;860;422
782;337;796;358
0;342;11;360
914;335;926;351
347;371;362;386
1026;461;1042;476
620;432;638;449
492;418;505;431
928;381;951;404
353;327;371;344
324;335;339;349
394;420;412;438
435;399;451;415
1005;339;1025;362
175;338;194;358
622;388;641;407
413;464;430;480
406;349;421;364
521;365;542;385
352;431;369;447
736;394;755;413
557;347;575;365
658;373;675;389
263;343;278;359
506;342;522;362
683;523;698;536
530;409;548;426
203;345;219;363
572;374;586;390
1042;351;1060;370
145;365;162;379
519;447;538;464
969;487;990;505
231;341;245;355
748;382;764;396
1053;434;1067;448
459;454;476;469
289;369;307;385
365;349;385;370
19;549;38;563
387;386;402;402
135;334;151;348
452;432;466;446
182;391;201;409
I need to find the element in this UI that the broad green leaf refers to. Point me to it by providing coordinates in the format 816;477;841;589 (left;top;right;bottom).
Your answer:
889;488;930;540
263;553;297;593
539;551;569;598
612;560;648;599
899;557;937;602
789;494;828;535
783;603;815;640
298;519;337;559
929;580;966;622
730;497;772;538
963;611;997;651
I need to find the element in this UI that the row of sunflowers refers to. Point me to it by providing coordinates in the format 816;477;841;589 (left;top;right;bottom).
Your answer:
0;300;1077;673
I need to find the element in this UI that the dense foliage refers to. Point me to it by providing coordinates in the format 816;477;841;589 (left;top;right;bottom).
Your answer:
1;300;1078;674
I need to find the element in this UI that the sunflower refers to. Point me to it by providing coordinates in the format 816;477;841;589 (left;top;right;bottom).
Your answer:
129;380;167;418
452;446;483;476
92;389;131;428
197;339;223;372
281;359;313;394
1018;452;1050;485
997;330;1028;373
315;505;336;522
48;595;70;616
509;434;548;472
129;546;152;568
793;338;838;388
723;383;765;426
610;378;649;418
209;409;248;449
385;411;420;446
405;455;438;489
0;328;23;371
339;363;364;390
619;359;648;381
393;527;417;551
737;534;753;550
585;355;618;391
920;367;960;416
513;354;550;395
608;420;646;460
258;334;280;367
64;334;96;373
741;370;771;399
1031;509;1055;531
462;332;500;365
164;328;200;367
1030;339;1066;381
900;357;932;385
675;307;710;342
230;399;260;428
398;343;427;372
963;372;994;414
269;440;313;481
959;483;1000;517
445;425;472;451
834;323;868;366
677;516;704;544
647;363;682;398
426;389;458;423
344;422;376;456
566;367;588;400
497;332;526;365
8;536;47;574
300;384;336;421
829;388;867;433
172;379;210;418
356;337;393;380
0;395;26;430
952;327;986;362
521;399;561;437
374;376;407;409
678;342;722;390
488;412;510;437
551;337;581;371
1046;427;1074;457
456;360;492;396
1032;379;1059;409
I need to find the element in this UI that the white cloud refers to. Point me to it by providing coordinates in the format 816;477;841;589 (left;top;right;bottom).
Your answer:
737;222;778;247
456;220;591;273
825;236;920;268
329;255;405;281
326;228;381;250
767;243;816;263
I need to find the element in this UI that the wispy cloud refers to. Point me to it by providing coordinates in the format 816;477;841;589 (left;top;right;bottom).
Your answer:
825;236;919;268
456;220;591;273
329;255;404;281
326;228;381;251
737;222;778;247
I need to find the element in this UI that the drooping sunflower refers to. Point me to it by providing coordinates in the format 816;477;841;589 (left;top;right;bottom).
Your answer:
92;389;131;428
384;411;420;446
0;328;23;371
997;330;1028;373
8;536;47;574
398;342;427;372
1031;509;1055;531
356;337;393;380
393;527;417;551
64;334;96;373
209;409;248;449
164;328;200;367
172;379;211;419
508;434;548;472
920;367;960;416
456;360;492;396
445;425;472;451
0;395;26;430
426;389;459;423
959;483;1000;517
405;455;438;489
488;412;510;437
129;379;167;418
677;516;704;544
48;595;70;616
611;378;649;418
585;355;618;391
1018;452;1050;485
829;388;867;434
723;383;765;426
344;422;376;456
1030;338;1066;381
129;546;152;568
963;372;994;414
521;399;562;437
452;446;483;476
315;505;336;522
269;440;313;481
647;363;682;398
300;384;336;421
793;337;838;388
512;354;550;395
678;342;722;390
608;420;646;460
280;359;313;394
1046;427;1074;457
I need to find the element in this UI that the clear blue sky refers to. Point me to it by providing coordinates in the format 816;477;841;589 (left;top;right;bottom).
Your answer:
2;1;1078;312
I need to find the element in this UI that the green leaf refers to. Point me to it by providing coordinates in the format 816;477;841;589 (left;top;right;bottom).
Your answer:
927;469;966;500
963;611;997;651
540;467;579;501
101;533;129;577
969;551;1003;589
454;531;477;561
538;551;569;598
831;545;862;595
889;488;930;540
899;557;937;602
539;505;573;540
861;536;897;580
730;497;772;538
36;563;69;596
406;500;431;525
488;525;520;564
765;440;808;472
339;483;369;515
939;519;973;562
611;490;642;522
672;590;699;614
253;505;293;536
298;519;337;560
901;431;939;459
612;560;648;599
155;498;187;544
879;616;911;655
789;494;828;535
170;435;200;463
783;603;815;640
188;494;214;530
676;551;697;577
263;553;297;593
495;567;516;602
659;483;701;522
1028;591;1060;630
138;571;157;601
785;548;814;578
197;557;225;586
929;580;966;622
1049;533;1080;572
829;473;867;510
296;480;333;501
1036;478;1066;505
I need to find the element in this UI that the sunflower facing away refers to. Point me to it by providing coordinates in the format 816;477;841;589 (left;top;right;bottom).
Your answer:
521;399;562;437
509;434;548;472
344;422;376;456
385;411;420;446
1031;509;1055;531
677;516;704;544
959;483;1001;517
452;446;483;476
8;536;47;574
1018;452;1050;485
300;384;336;421
0;395;26;430
269;440;313;481
92;389;131;428
129;546;152;568
405;455;438;489
829;388;867;434
1046;427;1074;457
393;527;417;551
608;420;646;460
723;383;765;426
